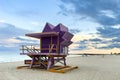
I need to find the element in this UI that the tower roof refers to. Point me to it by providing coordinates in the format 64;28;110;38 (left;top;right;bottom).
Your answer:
42;22;55;32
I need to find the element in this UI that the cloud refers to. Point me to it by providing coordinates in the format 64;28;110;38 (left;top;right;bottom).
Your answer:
70;25;120;50
73;39;90;50
0;20;5;23
16;10;40;18
69;29;80;34
59;0;120;51
98;43;120;49
100;10;116;19
73;37;112;50
89;38;102;42
60;0;120;26
0;22;37;53
112;38;120;42
97;26;120;38
0;0;41;18
30;21;40;26
75;36;120;50
15;36;39;45
0;45;19;52
96;26;120;48
0;22;31;38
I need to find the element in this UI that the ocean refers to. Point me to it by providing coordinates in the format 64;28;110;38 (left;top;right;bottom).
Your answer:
0;52;30;63
0;52;81;63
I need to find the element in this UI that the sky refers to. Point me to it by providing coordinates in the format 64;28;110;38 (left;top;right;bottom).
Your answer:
0;0;120;54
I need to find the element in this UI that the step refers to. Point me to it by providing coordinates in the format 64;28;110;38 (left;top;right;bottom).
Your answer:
24;60;48;65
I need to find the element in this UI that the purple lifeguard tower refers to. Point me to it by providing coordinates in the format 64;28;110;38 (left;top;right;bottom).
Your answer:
20;23;74;70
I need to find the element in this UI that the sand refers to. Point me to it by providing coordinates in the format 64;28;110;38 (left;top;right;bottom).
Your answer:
0;55;120;80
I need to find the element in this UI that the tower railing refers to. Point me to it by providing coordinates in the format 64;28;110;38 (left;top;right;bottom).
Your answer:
20;44;40;54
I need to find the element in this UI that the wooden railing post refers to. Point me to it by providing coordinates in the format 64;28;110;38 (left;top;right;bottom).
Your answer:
22;45;24;54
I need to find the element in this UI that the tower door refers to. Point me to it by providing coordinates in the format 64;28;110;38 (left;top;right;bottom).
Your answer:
40;36;58;53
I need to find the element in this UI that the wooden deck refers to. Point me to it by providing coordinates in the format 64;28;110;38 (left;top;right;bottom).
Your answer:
17;65;78;73
20;52;67;57
48;66;78;73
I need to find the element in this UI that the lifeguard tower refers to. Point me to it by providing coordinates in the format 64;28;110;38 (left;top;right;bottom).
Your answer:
20;23;78;73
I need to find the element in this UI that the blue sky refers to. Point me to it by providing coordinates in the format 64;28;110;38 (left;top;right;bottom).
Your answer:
0;0;120;54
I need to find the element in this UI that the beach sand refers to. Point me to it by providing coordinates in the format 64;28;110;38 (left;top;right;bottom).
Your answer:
0;55;120;80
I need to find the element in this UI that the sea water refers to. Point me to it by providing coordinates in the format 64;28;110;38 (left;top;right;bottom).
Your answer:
0;52;30;63
0;52;81;63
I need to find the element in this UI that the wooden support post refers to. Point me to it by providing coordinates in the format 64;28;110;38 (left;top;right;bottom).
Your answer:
63;57;66;66
30;56;35;68
22;45;24;54
57;34;59;54
47;57;52;70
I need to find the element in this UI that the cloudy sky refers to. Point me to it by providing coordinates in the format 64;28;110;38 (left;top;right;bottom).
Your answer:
0;0;120;54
